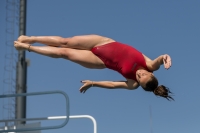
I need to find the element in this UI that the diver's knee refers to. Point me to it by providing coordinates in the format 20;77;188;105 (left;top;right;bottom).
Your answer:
59;48;72;59
59;37;72;45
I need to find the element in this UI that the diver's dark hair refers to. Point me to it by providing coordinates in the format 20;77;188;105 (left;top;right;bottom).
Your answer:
142;75;174;101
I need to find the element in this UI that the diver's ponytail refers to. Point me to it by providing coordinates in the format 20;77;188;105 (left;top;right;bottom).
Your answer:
153;85;174;101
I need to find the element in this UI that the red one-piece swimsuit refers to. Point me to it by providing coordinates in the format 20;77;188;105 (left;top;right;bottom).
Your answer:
91;42;151;81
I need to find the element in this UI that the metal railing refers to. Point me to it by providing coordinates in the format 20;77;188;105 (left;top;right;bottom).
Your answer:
0;91;97;133
0;91;70;132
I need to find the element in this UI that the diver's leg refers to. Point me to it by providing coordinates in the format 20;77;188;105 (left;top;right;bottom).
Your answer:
17;34;115;50
14;41;106;69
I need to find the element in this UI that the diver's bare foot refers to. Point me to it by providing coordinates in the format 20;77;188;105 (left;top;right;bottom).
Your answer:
17;35;35;44
14;41;30;51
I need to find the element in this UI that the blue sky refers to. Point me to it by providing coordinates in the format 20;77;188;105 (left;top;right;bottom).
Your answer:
0;0;200;133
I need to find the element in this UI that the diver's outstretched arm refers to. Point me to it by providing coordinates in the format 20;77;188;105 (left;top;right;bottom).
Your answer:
79;79;139;93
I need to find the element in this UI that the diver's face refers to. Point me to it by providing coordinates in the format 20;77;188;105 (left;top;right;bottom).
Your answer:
136;69;153;87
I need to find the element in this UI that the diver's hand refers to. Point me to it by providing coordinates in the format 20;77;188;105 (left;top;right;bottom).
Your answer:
79;80;93;93
163;54;172;70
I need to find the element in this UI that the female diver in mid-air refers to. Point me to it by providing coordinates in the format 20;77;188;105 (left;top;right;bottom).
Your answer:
14;34;174;100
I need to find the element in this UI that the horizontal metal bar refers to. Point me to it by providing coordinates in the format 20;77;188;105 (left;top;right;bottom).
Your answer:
48;116;67;120
0;117;49;122
0;116;67;122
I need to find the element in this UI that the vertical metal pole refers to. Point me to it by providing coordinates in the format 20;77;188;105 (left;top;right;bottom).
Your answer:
15;0;27;125
149;106;153;133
